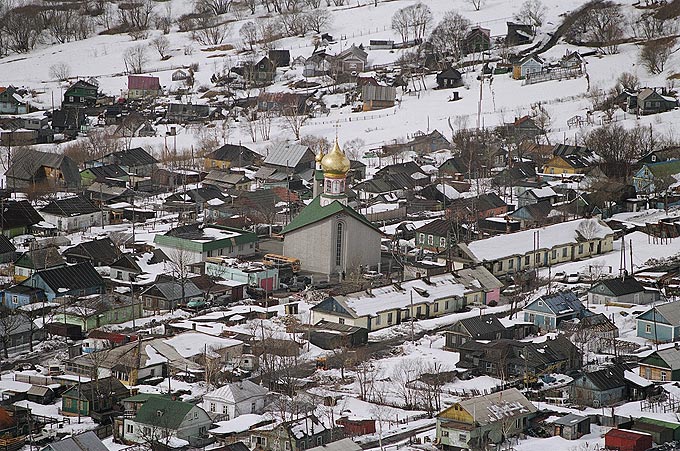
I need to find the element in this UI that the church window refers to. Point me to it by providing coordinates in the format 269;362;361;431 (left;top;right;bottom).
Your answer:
336;222;343;267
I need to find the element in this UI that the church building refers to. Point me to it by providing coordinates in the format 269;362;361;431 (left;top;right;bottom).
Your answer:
281;140;382;277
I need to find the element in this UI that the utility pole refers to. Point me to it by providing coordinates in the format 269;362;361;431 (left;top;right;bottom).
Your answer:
410;289;414;344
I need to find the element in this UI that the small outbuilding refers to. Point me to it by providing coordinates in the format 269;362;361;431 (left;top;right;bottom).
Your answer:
309;321;368;350
436;68;463;89
553;413;590;440
604;429;652;451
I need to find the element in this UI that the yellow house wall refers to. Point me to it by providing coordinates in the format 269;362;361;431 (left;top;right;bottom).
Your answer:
438;404;474;424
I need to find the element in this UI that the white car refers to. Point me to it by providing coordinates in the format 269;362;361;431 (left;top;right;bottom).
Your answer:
502;285;521;296
566;273;581;283
554;271;566;282
362;270;383;280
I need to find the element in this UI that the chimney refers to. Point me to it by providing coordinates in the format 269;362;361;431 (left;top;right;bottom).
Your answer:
192;322;196;330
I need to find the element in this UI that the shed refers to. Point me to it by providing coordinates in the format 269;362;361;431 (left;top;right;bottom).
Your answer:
636;417;680;442
553;413;590;440
630;419;673;445
604;429;652;451
25;385;55;405
309;321;368;350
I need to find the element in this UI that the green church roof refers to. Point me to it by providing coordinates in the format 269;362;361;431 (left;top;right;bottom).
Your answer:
280;196;381;235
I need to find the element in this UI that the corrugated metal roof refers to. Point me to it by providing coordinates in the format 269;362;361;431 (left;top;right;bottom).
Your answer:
264;142;312;168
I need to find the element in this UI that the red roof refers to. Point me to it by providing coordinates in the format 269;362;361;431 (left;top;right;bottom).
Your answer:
128;75;160;91
0;87;6;95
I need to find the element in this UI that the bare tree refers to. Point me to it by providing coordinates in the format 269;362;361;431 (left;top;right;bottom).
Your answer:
343;138;365;161
391;359;421;409
240;21;259;51
0;307;26;358
468;0;483;11
301;134;332;155
196;0;233;15
117;0;155;33
150;35;170;59
407;3;432;41
515;0;545;28
282;98;308;140
257;18;280;51
391;7;410;43
305;9;332;34
428;11;470;63
49;62;71;81
192;16;230;45
354;350;377;401
617;72;639;92
123;44;148;74
2;5;43;53
581;4;625;54
640;37;676;75
167;248;192;310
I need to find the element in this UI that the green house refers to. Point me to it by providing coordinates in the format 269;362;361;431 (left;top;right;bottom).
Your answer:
154;224;259;264
51;294;144;332
80;164;129;187
61;376;128;419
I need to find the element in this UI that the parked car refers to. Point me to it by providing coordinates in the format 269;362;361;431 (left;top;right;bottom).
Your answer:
187;299;206;309
288;282;306;292
566;273;581;283
363;270;383;280
554;271;566;282
502;285;521;296
312;280;330;289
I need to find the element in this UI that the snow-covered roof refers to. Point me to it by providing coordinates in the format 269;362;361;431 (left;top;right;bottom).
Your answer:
163;332;242;358
339;273;467;317
210;414;266;435
203;380;268;404
465;219;613;262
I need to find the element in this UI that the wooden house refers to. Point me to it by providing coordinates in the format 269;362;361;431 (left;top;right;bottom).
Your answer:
268;49;291;67
61;376;128;421
506;22;534;46
436;389;536;450
127;75;162;99
637;299;680;343
513;55;544;80
570;366;627;407
204;143;259;170
639;346;680;382
629;88;677;115
436;68;463;89
0;86;29;114
63;80;98;107
333;45;368;75
361;85;396;111
463;27;491;55
553;414;590;440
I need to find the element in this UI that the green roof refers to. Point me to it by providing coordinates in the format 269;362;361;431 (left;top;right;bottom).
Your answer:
638;417;680;430
134;397;195;429
281;196;381;235
123;393;170;403
647;160;680;178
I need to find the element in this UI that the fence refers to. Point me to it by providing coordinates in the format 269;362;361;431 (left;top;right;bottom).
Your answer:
306;108;397;126
524;67;584;85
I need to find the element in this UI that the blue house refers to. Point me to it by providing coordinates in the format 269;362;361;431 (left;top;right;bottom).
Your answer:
570;365;627;407
523;290;588;331
21;262;104;302
1;285;46;309
636;301;680;343
632;160;680;195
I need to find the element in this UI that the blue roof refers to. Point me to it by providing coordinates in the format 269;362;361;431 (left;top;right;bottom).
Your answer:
527;290;584;316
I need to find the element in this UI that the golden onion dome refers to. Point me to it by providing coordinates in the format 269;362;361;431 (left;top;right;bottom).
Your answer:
321;140;350;176
315;151;324;163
